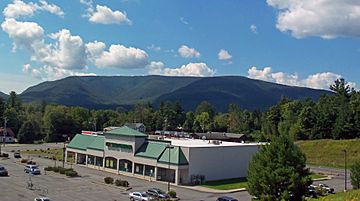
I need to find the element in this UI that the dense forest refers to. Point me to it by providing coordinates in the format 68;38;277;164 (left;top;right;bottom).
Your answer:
0;79;359;144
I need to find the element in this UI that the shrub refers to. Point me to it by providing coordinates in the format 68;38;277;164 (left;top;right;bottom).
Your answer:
44;166;53;171
115;180;129;187
21;159;28;163
47;148;50;150
168;190;176;198
114;179;122;186
1;153;9;157
53;167;60;173
59;168;66;174
104;177;114;184
27;161;36;165
65;170;78;177
11;150;15;152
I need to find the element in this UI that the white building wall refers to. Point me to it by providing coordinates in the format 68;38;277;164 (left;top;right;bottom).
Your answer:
187;145;260;181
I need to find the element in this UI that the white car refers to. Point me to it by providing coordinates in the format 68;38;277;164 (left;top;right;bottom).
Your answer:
34;197;51;201
24;164;41;175
129;192;149;201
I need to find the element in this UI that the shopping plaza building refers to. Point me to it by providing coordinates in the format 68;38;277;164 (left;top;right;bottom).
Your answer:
65;126;262;185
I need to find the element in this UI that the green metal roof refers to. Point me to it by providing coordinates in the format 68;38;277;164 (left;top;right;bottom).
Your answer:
67;134;104;151
135;141;168;159
105;126;147;137
158;146;189;165
87;136;105;151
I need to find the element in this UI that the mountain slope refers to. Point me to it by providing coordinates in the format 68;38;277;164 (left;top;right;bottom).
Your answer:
155;76;332;111
20;75;331;111
21;76;199;108
0;91;8;99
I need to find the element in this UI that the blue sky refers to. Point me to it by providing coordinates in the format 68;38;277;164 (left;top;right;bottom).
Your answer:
0;0;359;93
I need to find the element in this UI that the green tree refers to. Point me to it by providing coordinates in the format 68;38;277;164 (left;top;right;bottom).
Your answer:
350;160;360;189
195;101;216;119
18;120;39;144
247;134;311;201
6;91;22;111
183;112;195;132
195;112;211;132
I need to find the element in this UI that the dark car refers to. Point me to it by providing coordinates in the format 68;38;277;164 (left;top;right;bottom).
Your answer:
305;185;318;198
146;188;169;199
216;196;238;201
0;165;8;176
14;152;21;158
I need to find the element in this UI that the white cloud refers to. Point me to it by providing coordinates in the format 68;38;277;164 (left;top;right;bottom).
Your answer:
147;44;161;51
23;63;96;81
93;44;148;69
218;49;232;61
85;40;106;62
180;17;189;25
250;24;258;34
247;66;356;90
81;1;131;25
3;0;64;19
38;0;64;17
148;62;215;77
1;18;44;51
178;45;200;58
267;0;360;39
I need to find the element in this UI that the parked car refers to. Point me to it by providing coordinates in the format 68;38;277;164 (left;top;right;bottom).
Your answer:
146;188;170;199
305;185;318;198
318;183;335;194
14;152;21;158
129;192;149;201
216;196;239;201
0;165;8;176
24;164;41;175
34;197;51;201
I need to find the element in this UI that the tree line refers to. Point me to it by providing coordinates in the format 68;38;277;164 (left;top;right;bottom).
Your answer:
0;78;359;143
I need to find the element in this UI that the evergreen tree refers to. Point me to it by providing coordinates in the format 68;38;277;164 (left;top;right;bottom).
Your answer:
351;160;360;189
18;120;39;144
247;134;311;201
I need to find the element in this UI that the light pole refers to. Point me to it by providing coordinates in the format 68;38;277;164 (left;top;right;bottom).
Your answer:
166;144;174;192
62;134;68;168
343;149;347;192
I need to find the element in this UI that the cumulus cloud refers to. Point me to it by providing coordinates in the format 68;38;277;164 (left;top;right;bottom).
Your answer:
178;45;200;58
3;0;64;19
80;1;131;25
250;24;258;34
247;66;356;90
148;62;215;77
147;44;161;51
267;0;360;39
91;44;148;69
218;49;232;61
23;63;96;81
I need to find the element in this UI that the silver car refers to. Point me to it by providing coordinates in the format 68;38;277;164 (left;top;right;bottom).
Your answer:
129;192;149;201
24;165;41;175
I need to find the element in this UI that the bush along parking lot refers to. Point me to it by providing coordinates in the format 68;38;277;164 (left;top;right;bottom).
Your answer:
44;166;78;177
104;177;130;188
0;153;9;158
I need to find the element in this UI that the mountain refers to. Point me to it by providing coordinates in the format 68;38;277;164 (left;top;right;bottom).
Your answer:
20;75;332;111
0;91;8;99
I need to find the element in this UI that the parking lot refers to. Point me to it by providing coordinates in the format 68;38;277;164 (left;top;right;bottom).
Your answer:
0;143;350;201
0;144;252;201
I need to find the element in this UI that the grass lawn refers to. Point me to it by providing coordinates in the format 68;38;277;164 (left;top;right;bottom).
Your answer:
296;139;360;168
20;148;65;161
200;173;326;191
309;189;360;201
200;178;248;190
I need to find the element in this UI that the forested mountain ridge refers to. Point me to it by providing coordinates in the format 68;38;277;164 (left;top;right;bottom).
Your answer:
20;75;331;111
0;91;8;99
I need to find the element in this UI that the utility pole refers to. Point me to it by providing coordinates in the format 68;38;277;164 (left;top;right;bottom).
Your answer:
166;144;174;192
344;149;347;192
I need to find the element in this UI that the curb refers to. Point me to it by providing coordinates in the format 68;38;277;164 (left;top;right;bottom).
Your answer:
179;186;247;194
312;175;332;181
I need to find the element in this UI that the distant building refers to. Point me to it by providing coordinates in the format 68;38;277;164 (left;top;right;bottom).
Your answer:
124;123;146;133
66;126;262;185
191;132;247;143
0;127;16;143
